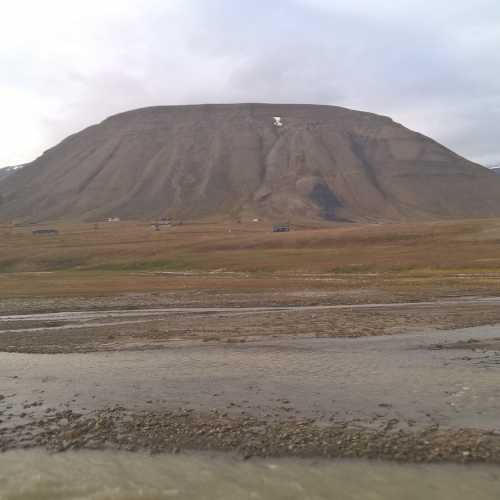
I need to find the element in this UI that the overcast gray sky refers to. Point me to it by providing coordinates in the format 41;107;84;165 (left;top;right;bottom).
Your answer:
1;0;499;167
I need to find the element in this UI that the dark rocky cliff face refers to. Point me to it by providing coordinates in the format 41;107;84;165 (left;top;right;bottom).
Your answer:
1;103;500;222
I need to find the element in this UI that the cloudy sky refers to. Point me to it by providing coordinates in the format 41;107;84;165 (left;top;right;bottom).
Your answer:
1;0;499;167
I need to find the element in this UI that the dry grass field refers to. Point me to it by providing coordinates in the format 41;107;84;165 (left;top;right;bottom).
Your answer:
1;217;500;300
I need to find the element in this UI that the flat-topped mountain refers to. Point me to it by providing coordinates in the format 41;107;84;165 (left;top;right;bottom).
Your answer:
1;103;500;222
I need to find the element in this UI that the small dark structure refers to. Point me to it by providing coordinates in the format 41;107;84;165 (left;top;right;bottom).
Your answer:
32;228;59;236
272;223;290;233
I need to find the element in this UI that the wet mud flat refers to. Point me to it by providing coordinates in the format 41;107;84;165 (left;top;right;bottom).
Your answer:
2;325;500;463
2;296;500;353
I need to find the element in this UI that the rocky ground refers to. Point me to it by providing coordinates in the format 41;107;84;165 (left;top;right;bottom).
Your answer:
2;292;500;353
2;407;500;464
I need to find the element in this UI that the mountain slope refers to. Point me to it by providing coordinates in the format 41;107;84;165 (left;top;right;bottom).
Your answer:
1;103;500;222
0;164;24;183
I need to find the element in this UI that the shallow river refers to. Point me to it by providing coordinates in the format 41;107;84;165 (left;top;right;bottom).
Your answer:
0;450;499;500
2;325;500;431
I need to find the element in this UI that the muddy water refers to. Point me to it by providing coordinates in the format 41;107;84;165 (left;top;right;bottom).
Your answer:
0;450;499;500
2;325;500;431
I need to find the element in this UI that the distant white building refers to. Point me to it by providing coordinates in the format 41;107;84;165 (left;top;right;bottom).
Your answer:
273;116;283;127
